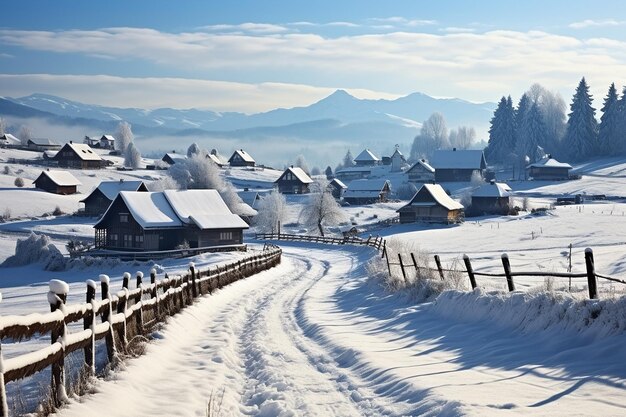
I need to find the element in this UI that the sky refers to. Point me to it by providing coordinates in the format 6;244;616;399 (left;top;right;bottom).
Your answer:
3;0;626;112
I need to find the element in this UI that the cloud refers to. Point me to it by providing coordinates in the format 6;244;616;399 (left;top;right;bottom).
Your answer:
569;19;624;29
367;17;438;26
200;23;289;33
440;27;476;33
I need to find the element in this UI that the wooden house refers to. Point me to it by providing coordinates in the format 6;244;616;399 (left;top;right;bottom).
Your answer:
354;149;381;166
390;148;408;172
99;135;116;149
54;142;103;169
406;159;435;183
80;179;148;217
94;189;249;251
27;138;61;151
33;170;81;195
162;152;187;165
470;180;512;215
431;149;487;182
526;156;572;180
328;178;347;199
228;149;255;167
397;183;464;224
275;166;313;194
342;179;391;205
0;133;20;147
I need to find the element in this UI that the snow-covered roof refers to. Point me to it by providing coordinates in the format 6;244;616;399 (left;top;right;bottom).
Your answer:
472;182;512;198
100;135;115;142
164;189;249;230
0;133;20;145
237;191;260;208
61;143;102;161
345;179;389;191
329;178;347;189
335;166;372;173
88;180;146;201
43;150;58;158
431;149;486;170
116;191;183;229
230;149;255;163
354;149;380;162
277;167;313;184
36;170;81;186
28;138;59;146
391;148;406;160
527;157;572;169
406;183;463;210
407;159;435;173
208;153;225;165
164;153;187;163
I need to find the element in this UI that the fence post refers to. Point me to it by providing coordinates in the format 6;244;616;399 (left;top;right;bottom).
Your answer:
0;293;7;417
100;274;117;363
381;240;387;259
136;272;144;333
84;280;96;375
48;279;69;406
116;275;129;352
501;253;515;292
122;272;130;290
434;255;445;280
410;252;420;277
463;254;478;289
398;254;407;282
585;248;599;299
189;262;198;298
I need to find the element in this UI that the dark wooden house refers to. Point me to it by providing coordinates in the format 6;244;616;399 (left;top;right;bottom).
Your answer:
342;179;391;205
275;166;313;194
80;179;148;217
33;170;81;195
94;189;249;251
526;156;572;180
406;159;435;183
431;149;487;182
99;135;116;149
162;152;187;165
398;183;464;223
54;142;103;169
328;178;347;199
470;181;512;215
228;149;255;167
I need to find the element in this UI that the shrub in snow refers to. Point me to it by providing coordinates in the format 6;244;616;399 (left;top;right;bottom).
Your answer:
52;206;65;216
175;240;190;250
187;142;201;157
124;142;142;169
2;232;66;271
3;166;10;175
395;182;417;200
1;208;10;221
14;177;24;188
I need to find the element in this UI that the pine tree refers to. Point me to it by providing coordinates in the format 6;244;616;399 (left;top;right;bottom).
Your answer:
616;87;626;154
342;150;354;168
563;77;598;161
485;96;515;164
598;83;619;156
517;103;547;163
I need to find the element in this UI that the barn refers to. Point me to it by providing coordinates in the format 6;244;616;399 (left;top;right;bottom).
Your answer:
80;179;148;217
33;170;81;195
228;149;256;167
431;149;487;182
54;142;103;169
397;183;464;224
526;156;572;180
94;189;249;251
275;166;313;194
406;159;435;183
470;181;512;215
342;179;391;205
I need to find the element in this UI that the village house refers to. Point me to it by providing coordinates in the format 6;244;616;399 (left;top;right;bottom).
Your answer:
397;183;464;224
354;149;381;167
33;170;81;195
275;166;313;194
470;180;512;215
406;159;436;183
342;179;391;205
27;138;61;151
228;149;256;167
99;135;116;150
431;148;487;182
162;152;187;165
390;148;408;172
328;178;347;199
80;179;148;217
54;142;103;169
0;133;20;147
526;155;572;180
94;189;249;251
207;149;227;167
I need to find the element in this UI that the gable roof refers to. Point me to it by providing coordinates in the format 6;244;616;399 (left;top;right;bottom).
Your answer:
527;157;572;169
82;180;147;202
354;149;380;162
276;166;313;184
35;170;81;186
406;159;435;173
237;191;261;208
391;148;406;160
431;149;486;170
345;179;389;191
163;153;187;164
207;153;226;165
28;138;59;146
58;143;103;161
163;189;249;229
100;135;115;142
329;178;347;189
472;182;512;198
229;149;255;163
403;183;463;211
0;133;20;145
115;191;183;229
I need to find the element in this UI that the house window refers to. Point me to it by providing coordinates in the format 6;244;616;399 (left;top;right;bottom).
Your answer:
109;233;118;244
123;234;133;247
220;231;233;241
120;213;129;223
135;235;144;245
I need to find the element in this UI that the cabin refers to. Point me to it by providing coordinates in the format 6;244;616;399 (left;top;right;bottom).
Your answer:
397;183;464;224
390;148;408;172
526;156;572;180
99;135;116;150
27;138;61;151
342;179;391;205
328;178;347;199
406;159;435;183
94;189;249;251
162;152;187;165
431;149;487;182
0;133;20;147
80;179;148;217
54;142;103;169
33;170;81;195
470;180;512;215
354;149;381;167
275;166;313;194
228;149;255;167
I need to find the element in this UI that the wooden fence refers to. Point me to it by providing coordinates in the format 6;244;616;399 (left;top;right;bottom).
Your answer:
0;246;282;416
254;233;385;252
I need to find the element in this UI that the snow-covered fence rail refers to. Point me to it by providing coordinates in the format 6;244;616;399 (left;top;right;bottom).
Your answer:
255;233;385;252
386;248;625;300
0;247;282;416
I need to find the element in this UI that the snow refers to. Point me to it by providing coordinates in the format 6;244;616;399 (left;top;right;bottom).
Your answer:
61;143;102;162
354;148;380;162
87;179;146;200
108;191;183;229
410;183;464;210
527;156;572;169
163;189;249;229
230;149;255;163
35;170;81;187
471;181;512;197
48;279;69;295
278;166;313;184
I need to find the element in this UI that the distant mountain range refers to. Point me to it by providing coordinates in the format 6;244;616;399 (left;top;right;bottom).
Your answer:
1;90;495;144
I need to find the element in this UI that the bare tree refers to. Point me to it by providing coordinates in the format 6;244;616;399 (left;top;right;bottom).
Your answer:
253;190;287;233
115;121;134;153
295;154;309;174
449;126;475;150
421;112;449;149
300;179;346;236
18;125;32;146
124;142;142;169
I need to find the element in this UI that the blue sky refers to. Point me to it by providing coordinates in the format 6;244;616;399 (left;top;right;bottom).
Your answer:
3;0;626;112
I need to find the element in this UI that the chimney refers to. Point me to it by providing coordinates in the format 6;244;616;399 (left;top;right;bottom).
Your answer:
490;179;496;185
70;140;73;144
244;187;249;191
291;165;294;168
453;147;456;151
421;159;425;162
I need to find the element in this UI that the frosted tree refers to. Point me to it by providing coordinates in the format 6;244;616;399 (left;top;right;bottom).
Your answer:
253;190;287;233
300;179;346;236
563;77;598;161
324;166;333;179
187;143;201;157
421;112;449;149
219;181;251;216
598;83;620;155
124;142;142;169
115;121;134;153
485;96;516;164
526;84;566;154
18;125;32;146
342;150;354;168
409;134;438;161
0;117;5;135
516;103;546;164
295;154;310;174
168;153;223;190
449;126;475;150
147;176;180;191
310;166;321;176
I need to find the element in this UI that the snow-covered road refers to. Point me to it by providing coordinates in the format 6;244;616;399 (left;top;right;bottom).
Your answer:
55;245;626;416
